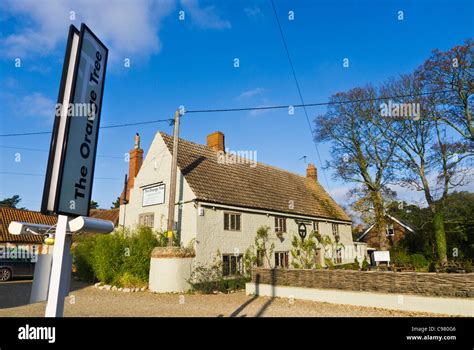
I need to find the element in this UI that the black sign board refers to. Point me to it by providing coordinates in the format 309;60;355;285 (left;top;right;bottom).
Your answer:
41;24;108;217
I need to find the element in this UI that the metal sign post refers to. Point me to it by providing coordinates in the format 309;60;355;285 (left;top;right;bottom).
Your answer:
45;215;71;317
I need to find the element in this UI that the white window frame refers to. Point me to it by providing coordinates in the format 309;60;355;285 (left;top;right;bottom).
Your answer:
224;212;241;231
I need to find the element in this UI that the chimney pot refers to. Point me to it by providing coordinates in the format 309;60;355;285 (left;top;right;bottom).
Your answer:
207;131;225;152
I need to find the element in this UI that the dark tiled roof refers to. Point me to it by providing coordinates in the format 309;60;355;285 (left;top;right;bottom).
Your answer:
89;208;120;226
160;132;351;222
0;207;57;244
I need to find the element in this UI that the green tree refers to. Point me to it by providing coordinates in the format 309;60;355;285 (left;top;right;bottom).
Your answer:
90;200;99;209
0;195;24;209
111;197;120;209
290;231;319;269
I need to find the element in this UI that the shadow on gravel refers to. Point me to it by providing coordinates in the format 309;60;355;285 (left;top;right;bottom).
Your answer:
0;277;90;309
226;270;277;318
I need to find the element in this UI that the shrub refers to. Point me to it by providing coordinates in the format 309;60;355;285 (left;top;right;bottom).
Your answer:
72;226;162;287
290;231;319;269
428;260;437;272
188;253;249;294
122;227;159;281
92;232;127;284
73;234;97;282
324;258;334;269
464;260;473;273
335;259;359;270
114;272;147;288
391;248;410;266
361;256;370;270
409;253;429;270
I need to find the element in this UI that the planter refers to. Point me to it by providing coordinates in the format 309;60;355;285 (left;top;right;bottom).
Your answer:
148;247;195;293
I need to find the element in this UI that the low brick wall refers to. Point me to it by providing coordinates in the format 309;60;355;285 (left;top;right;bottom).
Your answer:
251;268;474;298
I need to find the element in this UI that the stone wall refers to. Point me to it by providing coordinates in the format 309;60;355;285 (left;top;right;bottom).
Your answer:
251;268;474;298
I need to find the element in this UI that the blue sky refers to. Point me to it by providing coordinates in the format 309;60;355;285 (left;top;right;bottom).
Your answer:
0;0;473;211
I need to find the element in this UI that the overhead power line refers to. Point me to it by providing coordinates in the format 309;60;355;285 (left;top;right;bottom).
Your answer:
185;89;455;113
0;145;124;159
269;0;331;191
0;89;456;137
0;171;121;180
0;117;173;138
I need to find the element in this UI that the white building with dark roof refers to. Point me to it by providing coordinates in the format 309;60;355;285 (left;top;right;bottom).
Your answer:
119;131;366;273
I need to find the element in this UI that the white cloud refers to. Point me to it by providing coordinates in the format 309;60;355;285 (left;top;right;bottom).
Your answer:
18;92;56;119
244;5;263;20
237;87;265;100
0;0;175;62
181;0;231;29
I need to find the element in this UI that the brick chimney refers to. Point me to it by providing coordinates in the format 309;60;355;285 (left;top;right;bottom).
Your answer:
207;131;225;152
121;133;143;204
306;163;317;181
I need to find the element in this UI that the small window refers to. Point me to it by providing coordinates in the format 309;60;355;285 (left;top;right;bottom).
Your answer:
275;217;287;233
139;213;154;228
222;254;243;276
313;221;319;233
224;212;241;231
386;224;395;236
332;223;340;241
275;251;289;268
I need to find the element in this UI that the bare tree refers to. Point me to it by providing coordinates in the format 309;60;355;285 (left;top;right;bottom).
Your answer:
379;73;470;263
417;39;474;142
314;85;397;250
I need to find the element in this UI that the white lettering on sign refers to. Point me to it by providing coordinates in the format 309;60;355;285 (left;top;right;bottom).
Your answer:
142;184;166;207
56;25;108;217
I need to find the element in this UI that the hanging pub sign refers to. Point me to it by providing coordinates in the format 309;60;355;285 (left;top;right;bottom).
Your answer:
298;223;307;240
41;23;108;217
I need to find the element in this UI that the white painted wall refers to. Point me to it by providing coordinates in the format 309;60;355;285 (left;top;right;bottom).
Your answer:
195;204;356;266
119;132;360;268
119;133;197;247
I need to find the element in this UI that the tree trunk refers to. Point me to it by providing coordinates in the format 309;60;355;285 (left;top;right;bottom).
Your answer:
432;208;448;264
371;190;388;250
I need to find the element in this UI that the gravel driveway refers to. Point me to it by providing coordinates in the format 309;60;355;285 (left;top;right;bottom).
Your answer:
0;280;445;317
